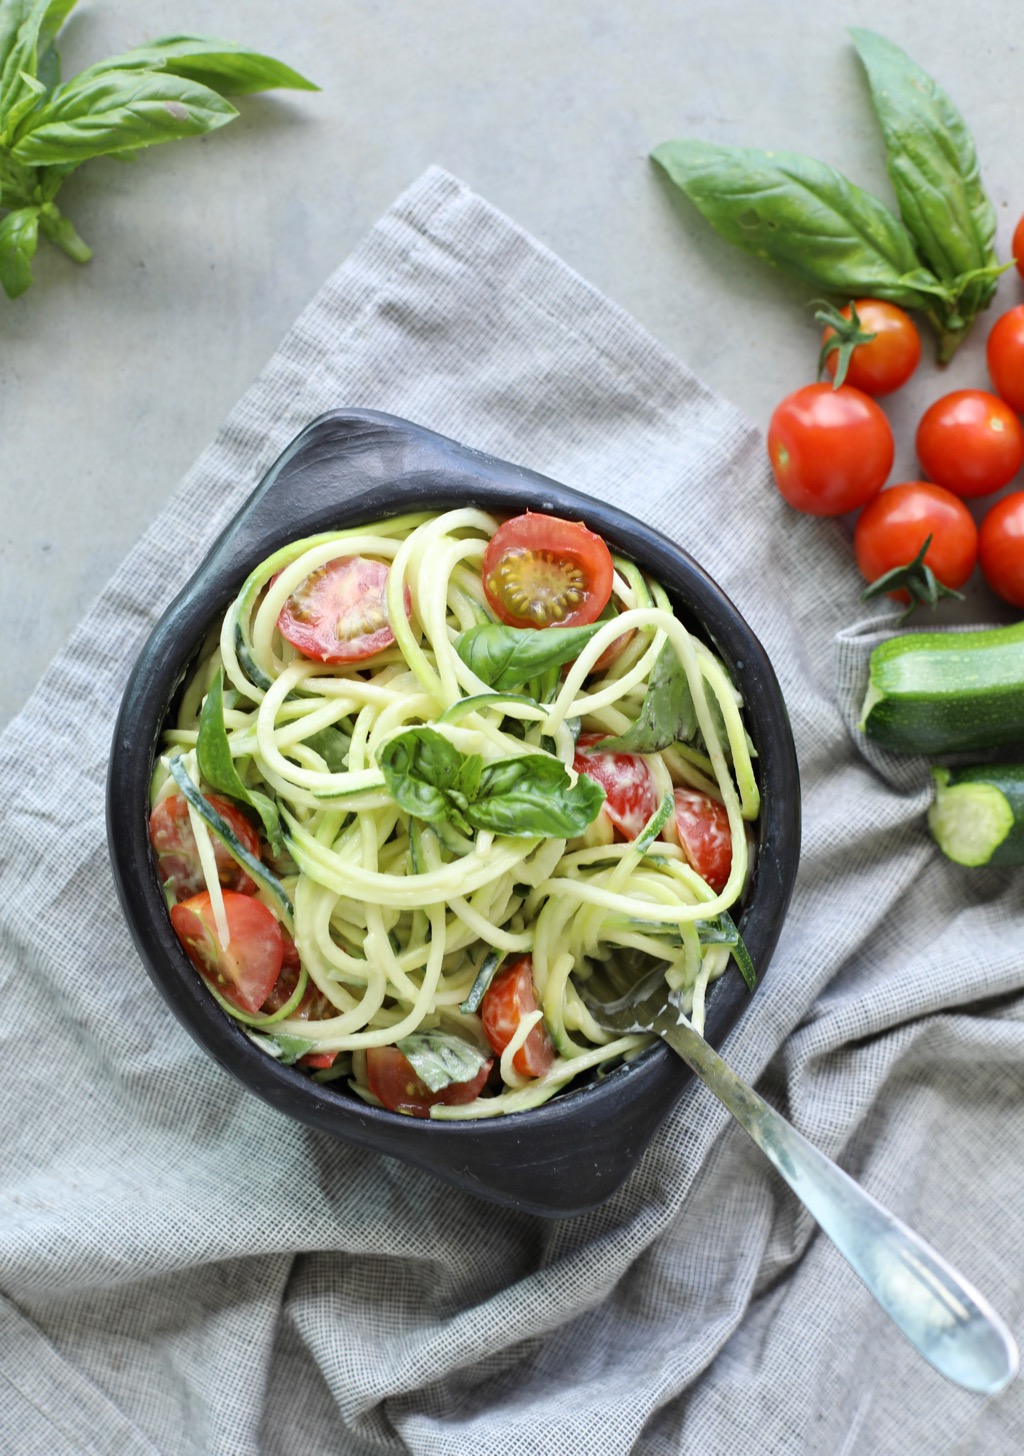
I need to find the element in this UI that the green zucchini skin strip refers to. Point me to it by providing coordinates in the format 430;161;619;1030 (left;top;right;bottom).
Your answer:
166;756;294;929
929;765;1024;867
860;622;1024;754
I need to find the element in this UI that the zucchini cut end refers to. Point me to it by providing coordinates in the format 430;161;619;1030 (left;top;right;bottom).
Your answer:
927;770;1014;867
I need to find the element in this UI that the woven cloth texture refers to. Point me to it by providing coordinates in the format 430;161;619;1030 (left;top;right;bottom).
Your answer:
1;167;1021;1456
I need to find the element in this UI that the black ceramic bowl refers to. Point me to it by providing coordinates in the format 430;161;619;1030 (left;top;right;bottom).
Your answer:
108;409;800;1217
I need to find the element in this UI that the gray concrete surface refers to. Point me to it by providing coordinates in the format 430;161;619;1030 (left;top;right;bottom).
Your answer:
2;0;1021;728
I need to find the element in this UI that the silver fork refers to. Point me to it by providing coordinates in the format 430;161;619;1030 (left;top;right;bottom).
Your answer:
583;958;1019;1396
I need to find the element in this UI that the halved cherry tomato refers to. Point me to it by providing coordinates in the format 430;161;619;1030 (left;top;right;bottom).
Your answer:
277;556;411;664
979;492;1024;607
821;300;921;396
149;792;261;902
986;306;1024;415
663;788;732;894
480;955;555;1078
482;513;614;628
170;890;284;1013
572;732;659;840
853;483;978;601
260;939;339;1066
916;390;1024;499
767;383;893;516
1014;214;1024;282
365;1045;492;1117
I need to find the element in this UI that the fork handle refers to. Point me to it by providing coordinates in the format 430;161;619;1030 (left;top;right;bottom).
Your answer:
661;1021;1018;1395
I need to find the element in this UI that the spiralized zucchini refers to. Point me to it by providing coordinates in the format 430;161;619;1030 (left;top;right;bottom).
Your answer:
152;508;760;1118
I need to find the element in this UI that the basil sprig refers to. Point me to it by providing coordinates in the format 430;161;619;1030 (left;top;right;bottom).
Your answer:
652;29;1004;359
601;641;697;753
379;726;605;838
0;3;316;298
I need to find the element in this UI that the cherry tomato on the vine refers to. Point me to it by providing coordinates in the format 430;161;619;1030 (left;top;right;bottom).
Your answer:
767;383;894;516
916;390;1024;499
482;513;614;629
1013;214;1024;282
986;306;1024;415
277;556;411;665
853;484;978;602
821;300;921;396
978;491;1024;607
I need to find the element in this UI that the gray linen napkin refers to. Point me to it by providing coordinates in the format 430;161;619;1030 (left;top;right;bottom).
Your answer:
1;166;1021;1456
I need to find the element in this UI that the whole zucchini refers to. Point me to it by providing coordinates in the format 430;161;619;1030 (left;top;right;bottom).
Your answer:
859;621;1024;754
929;765;1024;867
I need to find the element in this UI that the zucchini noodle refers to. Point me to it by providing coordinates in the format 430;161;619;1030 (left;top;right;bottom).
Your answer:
150;510;760;1118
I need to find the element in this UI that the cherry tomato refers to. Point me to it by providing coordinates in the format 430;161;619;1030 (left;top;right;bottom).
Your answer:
277;556;411;664
978;491;1024;607
986;306;1024;415
1014;214;1024;282
170;890;284;1014
480;955;555;1078
853;483;978;601
822;300;921;396
572;732;659;839
482;513;614;628
365;1045;492;1117
662;788;732;894
916;390;1024;499
767;383;894;516
149;792;261;901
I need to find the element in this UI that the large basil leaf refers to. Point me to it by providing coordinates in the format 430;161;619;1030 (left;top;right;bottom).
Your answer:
0;0;48;130
652;139;942;310
380;727;604;839
601;641;697;753
11;67;237;164
850;29;1001;343
72;34;318;97
471;753;605;837
0;201;37;296
455;622;604;692
397;1030;492;1093
197;669;282;852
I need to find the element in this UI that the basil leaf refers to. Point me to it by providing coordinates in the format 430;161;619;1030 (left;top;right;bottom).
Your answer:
304;726;351;773
396;1030;491;1094
456;622;604;692
470;753;605;837
196;669;283;852
0;201;37;296
602;641;697;753
379;727;472;830
11;68;237;165
260;1033;319;1065
77;34;318;97
0;0;46;130
850;28;1001;354
652;138;942;311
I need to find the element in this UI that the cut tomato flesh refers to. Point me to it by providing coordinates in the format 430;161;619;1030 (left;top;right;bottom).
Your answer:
663;787;733;893
572;733;659;839
482;513;614;629
277;555;411;664
480;955;555;1077
149;792;261;901
169;890;284;1013
365;1046;492;1116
